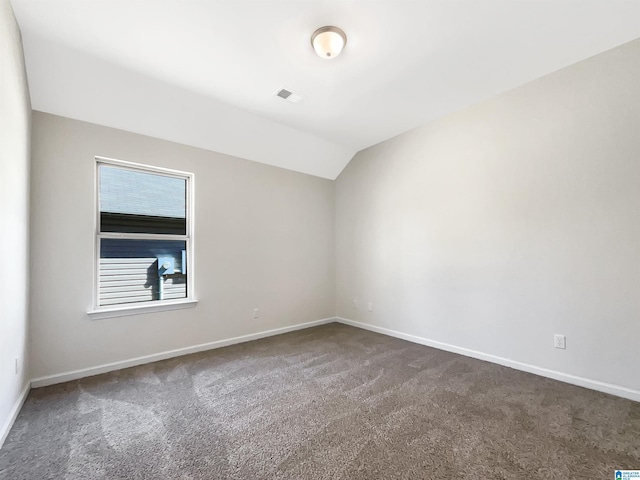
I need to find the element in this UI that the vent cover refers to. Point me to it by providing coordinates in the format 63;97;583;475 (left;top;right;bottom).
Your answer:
275;87;304;104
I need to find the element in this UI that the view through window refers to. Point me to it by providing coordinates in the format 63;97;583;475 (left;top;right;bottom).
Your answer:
96;159;193;308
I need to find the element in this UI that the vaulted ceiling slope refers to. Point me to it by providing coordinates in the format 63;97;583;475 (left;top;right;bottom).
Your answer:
11;1;640;179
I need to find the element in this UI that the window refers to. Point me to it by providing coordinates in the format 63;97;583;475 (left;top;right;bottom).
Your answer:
92;157;194;316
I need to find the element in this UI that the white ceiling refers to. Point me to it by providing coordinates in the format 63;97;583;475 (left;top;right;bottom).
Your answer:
11;0;640;179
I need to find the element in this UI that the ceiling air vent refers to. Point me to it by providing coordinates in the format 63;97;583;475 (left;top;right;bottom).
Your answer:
275;87;304;104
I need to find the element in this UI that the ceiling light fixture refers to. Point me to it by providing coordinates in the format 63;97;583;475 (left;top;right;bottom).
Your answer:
311;26;347;59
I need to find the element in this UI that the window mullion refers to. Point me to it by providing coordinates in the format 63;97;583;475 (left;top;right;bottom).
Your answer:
98;232;188;241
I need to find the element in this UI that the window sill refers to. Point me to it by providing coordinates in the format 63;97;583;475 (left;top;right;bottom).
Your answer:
88;299;198;320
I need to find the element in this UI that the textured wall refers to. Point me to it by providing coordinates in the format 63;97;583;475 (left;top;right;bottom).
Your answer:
0;0;31;445
30;112;335;379
335;39;640;394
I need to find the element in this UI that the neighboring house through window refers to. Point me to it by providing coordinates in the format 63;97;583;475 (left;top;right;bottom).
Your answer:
94;157;194;312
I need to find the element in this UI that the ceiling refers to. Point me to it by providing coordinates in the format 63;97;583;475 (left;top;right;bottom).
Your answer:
11;1;640;179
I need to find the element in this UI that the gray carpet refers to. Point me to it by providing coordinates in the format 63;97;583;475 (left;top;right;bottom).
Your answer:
1;323;638;479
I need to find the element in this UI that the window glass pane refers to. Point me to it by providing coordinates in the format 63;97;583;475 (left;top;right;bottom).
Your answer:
99;239;187;306
99;165;186;234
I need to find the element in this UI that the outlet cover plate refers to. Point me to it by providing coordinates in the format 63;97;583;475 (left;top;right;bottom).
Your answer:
554;334;566;349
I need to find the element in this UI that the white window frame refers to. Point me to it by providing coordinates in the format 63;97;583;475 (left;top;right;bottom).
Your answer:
88;156;197;319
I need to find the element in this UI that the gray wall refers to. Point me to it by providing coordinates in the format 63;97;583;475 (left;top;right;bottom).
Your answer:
30;112;335;379
0;0;31;445
335;39;640;394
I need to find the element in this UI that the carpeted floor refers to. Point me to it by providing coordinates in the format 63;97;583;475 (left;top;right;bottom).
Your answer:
1;323;638;479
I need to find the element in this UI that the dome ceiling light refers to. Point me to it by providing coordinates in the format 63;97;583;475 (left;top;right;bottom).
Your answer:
311;26;347;59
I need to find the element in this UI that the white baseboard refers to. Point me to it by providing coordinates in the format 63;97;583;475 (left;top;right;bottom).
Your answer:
31;317;335;388
335;317;640;403
0;382;30;449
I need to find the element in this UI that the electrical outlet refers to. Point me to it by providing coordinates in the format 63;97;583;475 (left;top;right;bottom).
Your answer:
554;334;566;349
253;308;259;319
368;302;373;312
353;298;358;309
